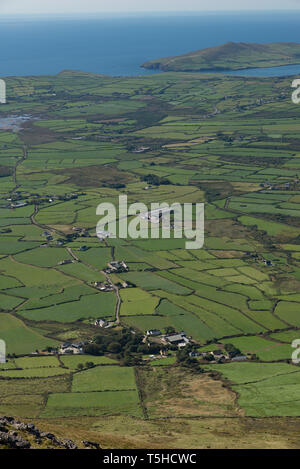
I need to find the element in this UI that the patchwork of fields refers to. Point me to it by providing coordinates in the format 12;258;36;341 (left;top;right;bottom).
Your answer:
1;69;300;447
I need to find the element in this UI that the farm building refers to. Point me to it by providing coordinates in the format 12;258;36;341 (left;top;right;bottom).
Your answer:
231;355;248;362
94;319;107;328
146;329;162;337
58;260;73;266
93;282;114;292
60;341;88;355
164;332;189;347
106;261;128;273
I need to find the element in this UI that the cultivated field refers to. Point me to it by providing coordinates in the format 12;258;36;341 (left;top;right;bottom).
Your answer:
1;68;300;448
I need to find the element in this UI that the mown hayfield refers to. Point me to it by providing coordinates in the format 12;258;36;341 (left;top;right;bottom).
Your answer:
72;366;136;392
237;267;269;282
120;288;159;316
41;390;142;417
223;284;265;300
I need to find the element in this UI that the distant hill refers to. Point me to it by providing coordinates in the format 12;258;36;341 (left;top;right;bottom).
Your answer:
142;42;300;72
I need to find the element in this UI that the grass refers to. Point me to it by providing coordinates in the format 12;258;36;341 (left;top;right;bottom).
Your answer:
119;271;191;295
15;247;73;268
14;356;60;368
0;313;58;355
19;292;116;322
41;390;143;418
120;288;159;316
2;69;300;436
60;355;117;369
72;366;136;392
0;368;71;378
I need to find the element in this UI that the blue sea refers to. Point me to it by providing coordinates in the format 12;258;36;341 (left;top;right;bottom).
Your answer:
1;11;300;78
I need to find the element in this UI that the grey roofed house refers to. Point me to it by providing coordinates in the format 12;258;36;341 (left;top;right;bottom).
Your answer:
146;329;162;336
11;202;28;208
165;333;189;345
58;259;73;266
95;319;107;327
61;342;71;349
231;355;248;362
211;350;223;356
107;260;128;272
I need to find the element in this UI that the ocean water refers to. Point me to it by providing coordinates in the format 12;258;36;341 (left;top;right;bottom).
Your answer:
0;11;300;78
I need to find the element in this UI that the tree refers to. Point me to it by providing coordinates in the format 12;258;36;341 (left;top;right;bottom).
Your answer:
165;326;175;335
85;361;95;368
224;343;241;358
76;363;84;371
107;342;121;354
83;344;103;356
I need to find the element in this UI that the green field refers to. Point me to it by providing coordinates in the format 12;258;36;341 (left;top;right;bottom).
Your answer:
41;390;143;418
72;366;136;392
1;64;300;442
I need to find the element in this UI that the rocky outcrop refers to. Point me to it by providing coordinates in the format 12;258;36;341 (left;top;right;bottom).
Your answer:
0;417;79;450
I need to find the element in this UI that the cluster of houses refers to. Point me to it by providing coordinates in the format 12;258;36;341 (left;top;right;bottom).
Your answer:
145;329;249;362
72;226;89;237
59;341;89;355
132;146;150;154
191;349;248;363
94;319;114;328
42;231;53;242
5;192;81;209
10;201;28;209
96;229;111;241
146;329;191;348
260;181;297;191
105;261;129;274
78;245;89;252
93;282;114;292
263;259;273;267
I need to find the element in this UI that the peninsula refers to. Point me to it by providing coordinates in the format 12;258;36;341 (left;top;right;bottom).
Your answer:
142;41;300;72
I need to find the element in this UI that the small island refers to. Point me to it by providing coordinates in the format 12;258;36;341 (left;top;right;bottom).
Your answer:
142;41;300;72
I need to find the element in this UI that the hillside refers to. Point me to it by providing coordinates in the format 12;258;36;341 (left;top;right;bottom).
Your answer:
2;68;300;449
142;42;300;71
